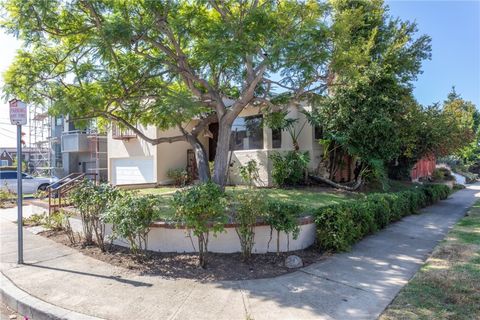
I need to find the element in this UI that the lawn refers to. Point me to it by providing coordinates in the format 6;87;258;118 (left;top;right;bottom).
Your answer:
137;185;354;219
380;200;480;320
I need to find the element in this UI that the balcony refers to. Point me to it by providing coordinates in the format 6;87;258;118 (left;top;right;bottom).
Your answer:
112;124;137;140
61;130;90;153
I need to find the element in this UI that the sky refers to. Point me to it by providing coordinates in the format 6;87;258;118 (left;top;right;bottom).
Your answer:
0;0;479;148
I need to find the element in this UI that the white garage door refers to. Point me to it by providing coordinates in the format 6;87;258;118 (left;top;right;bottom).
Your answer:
112;157;155;185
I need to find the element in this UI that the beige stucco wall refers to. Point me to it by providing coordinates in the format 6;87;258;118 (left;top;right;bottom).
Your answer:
155;122;209;184
107;125;157;185
228;103;323;187
107;103;323;186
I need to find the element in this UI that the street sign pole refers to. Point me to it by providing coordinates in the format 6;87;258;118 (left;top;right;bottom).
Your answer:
9;98;27;265
17;123;23;264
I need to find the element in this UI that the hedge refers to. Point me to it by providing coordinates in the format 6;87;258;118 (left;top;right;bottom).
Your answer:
314;184;452;252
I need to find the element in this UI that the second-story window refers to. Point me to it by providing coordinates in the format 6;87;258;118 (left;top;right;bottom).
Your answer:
231;115;264;150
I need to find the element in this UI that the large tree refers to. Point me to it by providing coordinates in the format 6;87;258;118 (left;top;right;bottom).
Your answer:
2;0;330;188
309;0;431;186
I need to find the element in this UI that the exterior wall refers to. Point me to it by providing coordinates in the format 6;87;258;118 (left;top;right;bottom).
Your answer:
155;122;209;184
106;103;325;187
227;103;323;187
108;125;157;185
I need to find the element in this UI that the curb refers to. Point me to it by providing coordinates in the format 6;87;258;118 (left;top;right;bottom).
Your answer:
0;272;102;320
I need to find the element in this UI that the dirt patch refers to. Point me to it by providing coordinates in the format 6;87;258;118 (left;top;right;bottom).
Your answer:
39;230;328;281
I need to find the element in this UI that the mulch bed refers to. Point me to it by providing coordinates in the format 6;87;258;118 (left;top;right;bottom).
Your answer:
39;230;329;281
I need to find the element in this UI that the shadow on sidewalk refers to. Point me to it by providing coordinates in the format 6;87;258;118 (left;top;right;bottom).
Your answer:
24;263;153;287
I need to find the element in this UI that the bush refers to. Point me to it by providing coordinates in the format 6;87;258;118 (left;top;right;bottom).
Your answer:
265;201;303;254
432;168;455;182
167;168;189;187
238;159;260;187
172;181;228;267
233;190;267;260
0;187;14;208
314;185;452;252
70;180;120;250
103;194;163;255
269;151;310;187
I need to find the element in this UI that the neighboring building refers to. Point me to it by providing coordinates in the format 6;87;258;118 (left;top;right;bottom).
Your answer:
411;153;436;181
108;103;325;187
51;116;108;181
0;147;49;172
0;150;13;167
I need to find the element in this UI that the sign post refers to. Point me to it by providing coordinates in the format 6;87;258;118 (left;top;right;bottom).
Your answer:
9;99;27;264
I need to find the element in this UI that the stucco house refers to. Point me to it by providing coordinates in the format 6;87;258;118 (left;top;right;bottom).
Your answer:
108;103;326;187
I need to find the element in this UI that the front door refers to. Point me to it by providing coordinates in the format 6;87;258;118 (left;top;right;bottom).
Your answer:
208;123;219;162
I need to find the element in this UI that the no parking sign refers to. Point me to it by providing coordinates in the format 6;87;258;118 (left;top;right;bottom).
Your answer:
9;99;28;125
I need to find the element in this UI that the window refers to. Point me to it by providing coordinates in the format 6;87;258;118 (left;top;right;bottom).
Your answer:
0;160;8;166
272;128;282;148
314;125;323;140
231;115;264;150
0;172;17;179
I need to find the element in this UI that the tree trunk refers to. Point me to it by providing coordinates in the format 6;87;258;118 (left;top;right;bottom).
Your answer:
186;135;210;182
308;174;363;191
212;121;233;189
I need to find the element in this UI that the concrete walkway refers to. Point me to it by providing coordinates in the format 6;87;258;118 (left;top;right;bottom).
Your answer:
1;184;479;320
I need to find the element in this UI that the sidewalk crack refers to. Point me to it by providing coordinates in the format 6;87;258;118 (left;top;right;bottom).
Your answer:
298;269;374;294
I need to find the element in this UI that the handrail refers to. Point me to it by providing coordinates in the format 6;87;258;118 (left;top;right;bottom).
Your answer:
48;172;98;215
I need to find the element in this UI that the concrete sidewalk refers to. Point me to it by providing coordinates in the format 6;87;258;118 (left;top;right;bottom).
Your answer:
1;185;479;320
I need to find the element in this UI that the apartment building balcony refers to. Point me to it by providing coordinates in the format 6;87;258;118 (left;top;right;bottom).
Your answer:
61;130;90;153
112;124;137;140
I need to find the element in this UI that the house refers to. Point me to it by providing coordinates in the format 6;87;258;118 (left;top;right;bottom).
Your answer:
0;147;49;172
51;116;108;180
0;150;14;167
108;103;327;187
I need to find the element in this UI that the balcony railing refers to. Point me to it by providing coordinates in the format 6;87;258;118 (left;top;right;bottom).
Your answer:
112;124;137;140
61;130;90;152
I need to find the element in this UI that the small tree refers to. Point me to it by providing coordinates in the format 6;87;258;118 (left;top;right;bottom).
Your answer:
234;190;267;260
265;201;302;254
238;159;260;188
103;193;162;255
172;181;227;267
70;180;120;250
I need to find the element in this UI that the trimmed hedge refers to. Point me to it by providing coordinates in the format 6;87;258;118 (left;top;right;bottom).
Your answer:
314;184;452;252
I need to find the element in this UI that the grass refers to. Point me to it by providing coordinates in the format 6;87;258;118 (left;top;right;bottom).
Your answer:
380;200;480;320
137;186;180;195
225;186;352;210
136;185;354;219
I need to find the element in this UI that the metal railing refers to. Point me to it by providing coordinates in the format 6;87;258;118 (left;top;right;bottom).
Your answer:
47;172;97;215
112;124;137;140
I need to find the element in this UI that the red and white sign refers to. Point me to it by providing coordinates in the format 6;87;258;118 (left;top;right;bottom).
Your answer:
9;99;27;125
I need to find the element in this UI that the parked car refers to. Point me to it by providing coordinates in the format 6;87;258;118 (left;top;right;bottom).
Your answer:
0;171;58;194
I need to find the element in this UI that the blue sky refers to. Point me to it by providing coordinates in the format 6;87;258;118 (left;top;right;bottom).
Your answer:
386;0;480;107
0;1;479;147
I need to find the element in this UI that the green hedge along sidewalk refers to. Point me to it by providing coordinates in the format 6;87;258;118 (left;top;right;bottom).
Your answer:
314;184;452;252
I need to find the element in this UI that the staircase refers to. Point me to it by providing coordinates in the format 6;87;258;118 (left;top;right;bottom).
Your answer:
47;172;97;215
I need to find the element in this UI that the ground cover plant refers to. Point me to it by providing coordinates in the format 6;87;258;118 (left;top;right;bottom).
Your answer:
314;184;451;252
380;200;480;320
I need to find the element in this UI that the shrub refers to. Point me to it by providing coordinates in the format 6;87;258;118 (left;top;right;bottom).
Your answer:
269;151;310;187
238;159;260;187
233;190;267;260
70;180;120;250
103;193;163;255
0;187;14;208
172;181;228;267
265;201;303;254
167;168;189;187
314;185;452;252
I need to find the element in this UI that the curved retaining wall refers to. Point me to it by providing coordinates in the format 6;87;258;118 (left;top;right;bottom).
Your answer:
30;205;316;253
